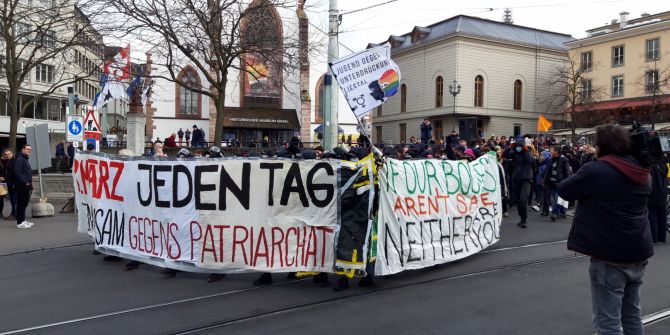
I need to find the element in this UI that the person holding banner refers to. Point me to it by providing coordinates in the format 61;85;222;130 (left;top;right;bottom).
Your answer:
557;125;653;335
507;137;534;228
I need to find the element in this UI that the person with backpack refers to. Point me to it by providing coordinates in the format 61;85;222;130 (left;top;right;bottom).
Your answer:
544;145;572;221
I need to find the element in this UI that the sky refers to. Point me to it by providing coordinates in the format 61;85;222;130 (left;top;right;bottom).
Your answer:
307;0;669;53
301;0;669;124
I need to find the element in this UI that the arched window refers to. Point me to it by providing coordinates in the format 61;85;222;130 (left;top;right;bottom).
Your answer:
240;0;283;107
435;76;443;108
513;80;522;110
474;75;484;107
176;66;201;117
401;84;407;113
314;75;325;123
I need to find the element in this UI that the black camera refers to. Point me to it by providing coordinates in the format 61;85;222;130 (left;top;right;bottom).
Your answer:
629;121;669;167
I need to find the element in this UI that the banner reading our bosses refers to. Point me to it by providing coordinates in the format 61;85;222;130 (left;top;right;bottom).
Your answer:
376;154;503;275
73;153;372;274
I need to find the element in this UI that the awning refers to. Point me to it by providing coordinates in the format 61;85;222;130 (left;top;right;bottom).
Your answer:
222;107;300;130
551;128;595;136
569;95;670;113
313;124;345;134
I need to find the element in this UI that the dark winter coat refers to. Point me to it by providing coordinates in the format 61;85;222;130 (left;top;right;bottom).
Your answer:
648;162;668;207
507;147;534;181
420;123;432;140
14;153;33;185
544;155;571;189
557;155;654;264
55;143;65;157
67;144;75;158
580;153;596;166
2;158;15;184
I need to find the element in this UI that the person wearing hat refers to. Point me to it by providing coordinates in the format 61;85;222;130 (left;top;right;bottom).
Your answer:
208;146;223;158
463;148;476;162
507;136;534;228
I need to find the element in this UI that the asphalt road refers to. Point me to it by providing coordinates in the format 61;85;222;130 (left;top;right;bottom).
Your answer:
0;206;668;334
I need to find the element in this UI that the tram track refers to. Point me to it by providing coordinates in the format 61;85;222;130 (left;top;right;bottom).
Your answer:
1;241;581;335
0;239;665;335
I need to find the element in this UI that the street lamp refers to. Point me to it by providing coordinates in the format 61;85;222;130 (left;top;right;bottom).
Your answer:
449;80;461;131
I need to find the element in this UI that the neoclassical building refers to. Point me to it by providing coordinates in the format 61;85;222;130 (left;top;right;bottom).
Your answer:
368;15;573;143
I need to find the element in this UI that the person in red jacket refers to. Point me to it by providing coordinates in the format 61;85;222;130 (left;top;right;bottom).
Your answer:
164;133;178;148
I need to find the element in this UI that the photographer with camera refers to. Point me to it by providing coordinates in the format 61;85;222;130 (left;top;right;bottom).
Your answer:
557;125;653;335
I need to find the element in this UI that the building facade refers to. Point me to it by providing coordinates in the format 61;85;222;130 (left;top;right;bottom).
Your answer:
151;0;308;147
566;11;670;130
0;2;104;149
368;15;573;144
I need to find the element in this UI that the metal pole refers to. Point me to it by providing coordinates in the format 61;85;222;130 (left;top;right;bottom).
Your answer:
102;104;108;139
33;125;44;199
68;87;75;116
324;0;339;149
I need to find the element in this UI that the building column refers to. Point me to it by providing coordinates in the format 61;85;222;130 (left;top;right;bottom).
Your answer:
126;52;152;156
125;113;146;155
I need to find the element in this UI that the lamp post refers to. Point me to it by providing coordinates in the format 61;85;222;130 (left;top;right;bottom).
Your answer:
449;80;461;131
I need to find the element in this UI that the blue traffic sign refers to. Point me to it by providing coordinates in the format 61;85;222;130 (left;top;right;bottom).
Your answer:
68;120;82;135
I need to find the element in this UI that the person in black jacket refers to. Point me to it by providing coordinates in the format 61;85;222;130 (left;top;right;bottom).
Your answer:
2;149;17;220
14;144;34;229
420;119;432;144
647;158;668;243
544;145;571;221
506;136;533;228
557;125;653;335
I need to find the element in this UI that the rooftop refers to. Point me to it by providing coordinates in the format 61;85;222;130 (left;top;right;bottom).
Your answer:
368;15;574;53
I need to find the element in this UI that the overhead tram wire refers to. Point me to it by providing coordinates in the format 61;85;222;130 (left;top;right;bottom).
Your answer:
338;0;402;16
308;21;355;53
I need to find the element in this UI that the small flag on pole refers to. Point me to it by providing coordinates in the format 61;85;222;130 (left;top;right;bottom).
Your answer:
537;115;553;133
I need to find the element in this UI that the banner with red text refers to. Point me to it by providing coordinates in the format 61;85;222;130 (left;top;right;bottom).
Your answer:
375;154;503;275
73;153;372;274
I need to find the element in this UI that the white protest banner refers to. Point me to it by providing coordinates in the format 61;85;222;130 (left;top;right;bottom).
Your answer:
73;153;371;274
375;154;503;275
329;43;401;117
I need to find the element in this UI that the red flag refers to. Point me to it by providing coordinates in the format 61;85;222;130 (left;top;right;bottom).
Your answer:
104;44;131;81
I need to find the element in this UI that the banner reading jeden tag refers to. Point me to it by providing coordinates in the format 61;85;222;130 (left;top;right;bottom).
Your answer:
376;154;503;275
73;153;352;273
330;43;401;117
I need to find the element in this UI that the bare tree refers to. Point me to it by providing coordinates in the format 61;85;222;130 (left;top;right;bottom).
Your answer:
0;0;109;150
104;0;324;144
633;53;670;130
544;55;605;143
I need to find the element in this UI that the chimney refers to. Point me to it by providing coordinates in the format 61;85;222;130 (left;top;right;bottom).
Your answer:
619;11;629;29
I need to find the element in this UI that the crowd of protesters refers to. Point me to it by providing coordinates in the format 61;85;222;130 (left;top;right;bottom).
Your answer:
377;126;668;241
